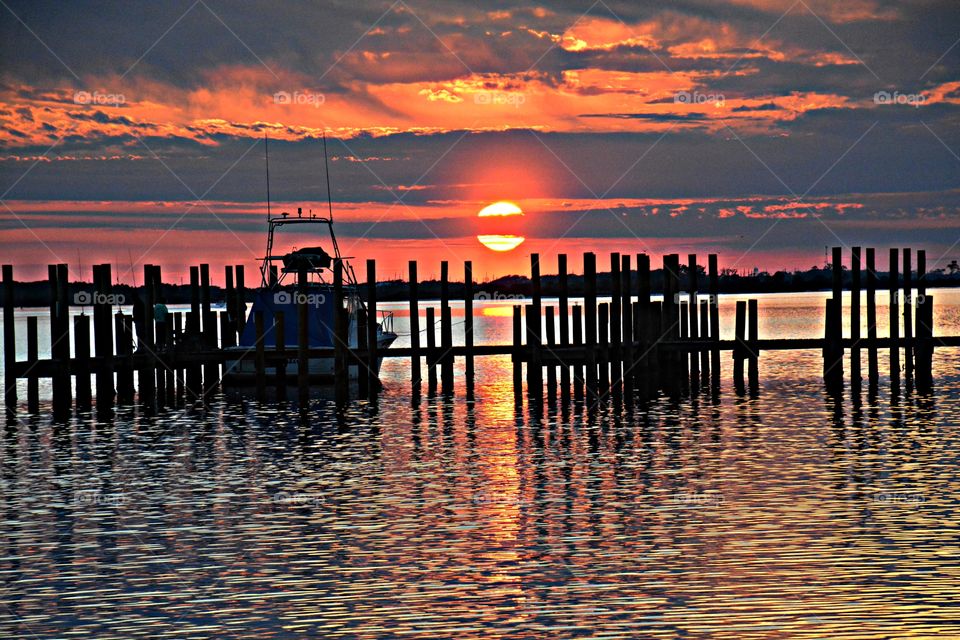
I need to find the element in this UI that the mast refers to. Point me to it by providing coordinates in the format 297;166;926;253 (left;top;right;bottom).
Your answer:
262;133;276;287
322;131;346;273
323;131;333;223
265;133;272;221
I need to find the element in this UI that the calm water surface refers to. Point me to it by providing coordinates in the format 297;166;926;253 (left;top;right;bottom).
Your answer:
2;291;959;638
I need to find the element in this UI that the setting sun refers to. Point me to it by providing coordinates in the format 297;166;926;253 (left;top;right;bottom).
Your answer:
477;201;525;252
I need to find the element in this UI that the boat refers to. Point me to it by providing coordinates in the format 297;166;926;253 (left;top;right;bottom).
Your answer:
222;137;397;385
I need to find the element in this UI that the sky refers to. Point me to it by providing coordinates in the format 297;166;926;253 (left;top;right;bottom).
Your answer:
1;0;959;284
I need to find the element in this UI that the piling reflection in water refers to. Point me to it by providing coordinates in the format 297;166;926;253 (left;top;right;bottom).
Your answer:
2;343;959;638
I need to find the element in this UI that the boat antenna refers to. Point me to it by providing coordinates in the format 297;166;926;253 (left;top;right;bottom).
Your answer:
322;131;334;222
127;249;137;288
264;132;272;221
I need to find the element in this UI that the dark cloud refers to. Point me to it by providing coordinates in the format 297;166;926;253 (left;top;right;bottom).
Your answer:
578;112;711;122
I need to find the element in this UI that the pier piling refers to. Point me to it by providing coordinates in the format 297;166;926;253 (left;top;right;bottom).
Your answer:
408;261;421;398
889;248;900;392
866;248;878;386
734;300;746;394
464;261;475;395
367;259;379;397
3;265;15;413
440;261;453;396
558;254;571;403
748;299;759;394
0;248;953;415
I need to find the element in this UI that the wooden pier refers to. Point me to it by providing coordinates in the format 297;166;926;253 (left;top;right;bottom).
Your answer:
1;247;949;418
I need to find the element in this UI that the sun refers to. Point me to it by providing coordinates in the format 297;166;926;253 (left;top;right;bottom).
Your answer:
477;201;525;252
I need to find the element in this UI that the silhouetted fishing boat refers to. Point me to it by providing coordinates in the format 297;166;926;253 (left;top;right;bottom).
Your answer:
222;137;397;385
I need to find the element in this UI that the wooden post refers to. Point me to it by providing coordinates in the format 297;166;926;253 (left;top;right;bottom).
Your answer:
646;300;661;398
679;299;689;393
219;311;234;348
916;249;926;302
274;310;286;396
408;261;421;396
708;255;720;391
609;253;622;391
93;264;115;405
426;307;437;395
512;305;522;405
51;264;71;415
917;248;928;387
115;313;134;403
186;266;201;397
27;316;38;412
637;254;651;311
366;259;380;396
164;316;174;407
73;314;92;409
299;266;310;405
824;297;843;392
748;299;759;394
620;254;633;397
572;305;584;400
439;261;453;395
866;248;879;386
734;300;746;394
662;254;680;396
889;248;900;391
823;297;832;385
335;262;350;404
598;302;610;394
826;247;843;388
2;265;15;411
140;265;155;405
224;265;235;338
189;266;200;333
200;264;218;391
527;254;542;399
699;299;710;385
583;252;597;400
851;247;861;388
150;266;168;405
357;309;369;399
255;310;266;401
636;254;651;394
464;261;474;393
545;306;557;402
677;266;689;393
235;265;246;334
630;301;650;396
558;254;571;402
915;295;933;391
903;248;913;378
172;312;183;401
688;253;700;392
47;265;60;408
680;301;688;341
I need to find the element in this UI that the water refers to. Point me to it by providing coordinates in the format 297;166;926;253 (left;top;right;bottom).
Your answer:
2;292;959;638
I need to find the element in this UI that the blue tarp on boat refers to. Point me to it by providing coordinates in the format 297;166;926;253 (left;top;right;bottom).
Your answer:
238;289;336;348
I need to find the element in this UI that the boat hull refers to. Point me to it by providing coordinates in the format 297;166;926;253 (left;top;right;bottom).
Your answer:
221;335;396;385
